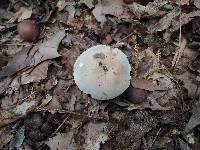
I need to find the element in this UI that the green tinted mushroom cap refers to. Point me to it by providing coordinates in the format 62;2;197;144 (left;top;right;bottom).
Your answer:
73;45;131;100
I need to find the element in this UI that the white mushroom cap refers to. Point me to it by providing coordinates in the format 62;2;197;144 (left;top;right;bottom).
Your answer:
73;45;131;100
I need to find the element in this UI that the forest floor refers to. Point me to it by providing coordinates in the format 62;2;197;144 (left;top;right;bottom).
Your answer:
0;0;200;149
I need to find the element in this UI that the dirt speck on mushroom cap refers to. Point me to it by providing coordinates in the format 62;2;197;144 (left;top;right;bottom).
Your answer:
73;45;131;100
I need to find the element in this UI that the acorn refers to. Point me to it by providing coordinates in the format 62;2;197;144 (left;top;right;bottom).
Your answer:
17;20;39;42
123;0;134;4
126;86;147;104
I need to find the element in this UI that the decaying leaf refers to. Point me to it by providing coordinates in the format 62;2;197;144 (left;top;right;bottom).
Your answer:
176;72;200;97
149;7;180;32
8;7;32;23
194;0;200;9
18;7;32;22
21;61;52;85
31;30;65;66
61;47;80;75
79;0;94;9
45;132;76;150
83;122;108;150
0;127;14;149
131;77;167;91
185;101;200;133
57;0;69;11
170;11;200;32
0;46;32;78
37;94;53;109
0;110;19;128
129;0;168;18
0;30;65;79
12;100;38;115
127;97;172;111
92;0;124;24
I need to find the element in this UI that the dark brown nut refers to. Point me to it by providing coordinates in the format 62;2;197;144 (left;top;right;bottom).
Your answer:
17;20;39;42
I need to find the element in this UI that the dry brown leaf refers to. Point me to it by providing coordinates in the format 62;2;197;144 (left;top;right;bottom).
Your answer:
131;77;167;91
170;11;200;32
149;8;180;32
45;132;76;150
127;100;172;111
79;0;94;9
83;122;108;150
185;101;200;133
0;110;20;128
8;7;32;23
21;61;52;85
0;127;14;149
92;0;124;24
0;46;32;78
0;30;65;79
194;0;200;9
176;72;200;97
172;0;190;5
61;47;80;75
57;0;69;11
31;30;65;66
129;0;168;18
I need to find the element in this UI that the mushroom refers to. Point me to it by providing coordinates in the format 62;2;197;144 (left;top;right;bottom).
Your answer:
73;45;131;100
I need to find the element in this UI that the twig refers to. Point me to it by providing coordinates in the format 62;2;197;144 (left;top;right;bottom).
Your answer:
149;128;161;148
52;116;69;135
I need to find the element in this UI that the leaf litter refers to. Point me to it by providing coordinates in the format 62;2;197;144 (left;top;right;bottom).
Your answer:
0;0;200;149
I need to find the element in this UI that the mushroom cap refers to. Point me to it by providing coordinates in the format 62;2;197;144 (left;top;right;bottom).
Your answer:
73;45;131;100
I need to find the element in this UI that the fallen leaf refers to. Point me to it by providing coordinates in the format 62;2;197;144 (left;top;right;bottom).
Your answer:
0;78;12;95
92;0;124;24
176;72;200;97
83;122;108;150
126;98;172;111
8;7;32;23
170;11;200;32
45;132;76;150
37;94;53;109
194;0;200;9
131;77;167;91
79;0;94;9
0;127;14;149
32;30;65;65
12;100;38;115
0;46;32;78
0;30;65;79
129;0;168;18
65;3;76;22
0;110;19;128
21;61;52;85
173;0;190;5
149;7;180;32
18;7;32;22
185;101;200;133
60;47;80;75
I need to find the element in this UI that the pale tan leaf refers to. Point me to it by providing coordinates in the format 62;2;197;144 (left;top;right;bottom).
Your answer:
21;61;51;85
149;8;180;32
18;7;32;22
194;0;200;9
170;11;200;32
92;0;124;24
45;132;76;150
0;110;19;128
131;77;167;91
